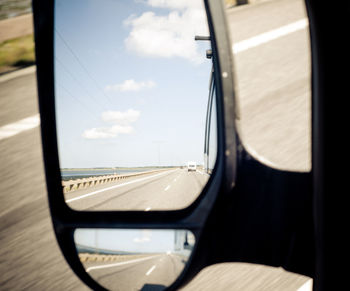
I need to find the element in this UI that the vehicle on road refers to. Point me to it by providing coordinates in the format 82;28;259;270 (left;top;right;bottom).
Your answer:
187;161;197;172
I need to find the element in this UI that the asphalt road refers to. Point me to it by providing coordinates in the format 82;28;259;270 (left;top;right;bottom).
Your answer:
84;254;186;291
0;0;312;290
229;0;311;171
66;169;208;211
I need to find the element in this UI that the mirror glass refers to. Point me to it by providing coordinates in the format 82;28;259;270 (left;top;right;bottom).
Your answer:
74;228;195;290
224;0;311;171
54;0;217;211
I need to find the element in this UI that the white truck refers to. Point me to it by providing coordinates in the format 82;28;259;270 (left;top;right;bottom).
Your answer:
187;161;197;172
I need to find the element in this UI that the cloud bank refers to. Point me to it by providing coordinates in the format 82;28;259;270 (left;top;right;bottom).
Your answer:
105;79;156;92
82;109;140;139
124;0;208;64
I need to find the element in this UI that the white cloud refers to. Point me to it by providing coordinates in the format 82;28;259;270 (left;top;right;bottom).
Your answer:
110;124;134;134
146;0;203;10
102;109;140;124
82;109;140;139
105;79;155;92
82;125;134;139
82;128;115;139
133;230;152;243
124;0;208;63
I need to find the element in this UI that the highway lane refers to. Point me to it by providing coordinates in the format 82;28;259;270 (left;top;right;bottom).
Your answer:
84;253;186;290
0;122;87;290
66;169;209;211
1;0;312;290
230;0;311;171
0;66;37;127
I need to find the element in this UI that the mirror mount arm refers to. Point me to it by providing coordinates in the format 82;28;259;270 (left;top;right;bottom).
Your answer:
194;35;211;41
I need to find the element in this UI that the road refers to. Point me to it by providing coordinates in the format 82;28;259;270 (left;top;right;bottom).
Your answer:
228;0;311;172
66;169;208;211
83;253;186;291
0;0;312;290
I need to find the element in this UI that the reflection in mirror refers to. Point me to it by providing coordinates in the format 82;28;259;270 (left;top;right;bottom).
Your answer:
74;229;195;291
54;0;217;211
225;0;311;171
204;75;217;174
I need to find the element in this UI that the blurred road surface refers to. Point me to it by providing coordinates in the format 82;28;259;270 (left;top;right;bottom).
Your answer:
85;253;186;290
229;0;311;171
0;0;312;290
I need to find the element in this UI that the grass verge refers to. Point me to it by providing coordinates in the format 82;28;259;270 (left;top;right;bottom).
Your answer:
0;34;35;74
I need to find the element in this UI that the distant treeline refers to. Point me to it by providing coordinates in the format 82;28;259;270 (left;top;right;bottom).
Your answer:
0;0;32;20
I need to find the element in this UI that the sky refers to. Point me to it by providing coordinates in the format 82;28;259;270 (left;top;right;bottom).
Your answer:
74;228;194;253
54;0;213;168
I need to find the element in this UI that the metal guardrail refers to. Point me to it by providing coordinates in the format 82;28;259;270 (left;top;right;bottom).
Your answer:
78;253;153;263
62;169;171;194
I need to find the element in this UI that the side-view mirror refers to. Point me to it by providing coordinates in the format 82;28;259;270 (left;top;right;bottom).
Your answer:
33;0;342;290
34;0;238;289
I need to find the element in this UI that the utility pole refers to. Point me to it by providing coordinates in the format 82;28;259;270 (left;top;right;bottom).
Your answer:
153;141;165;167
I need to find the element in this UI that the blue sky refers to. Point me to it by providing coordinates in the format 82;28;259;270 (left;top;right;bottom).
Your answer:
54;0;212;168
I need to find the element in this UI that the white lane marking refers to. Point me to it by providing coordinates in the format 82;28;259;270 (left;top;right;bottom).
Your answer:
66;170;176;203
146;265;156;276
0;114;40;141
233;19;308;54
297;279;313;291
164;185;171;191
145;207;151;211
86;255;158;272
